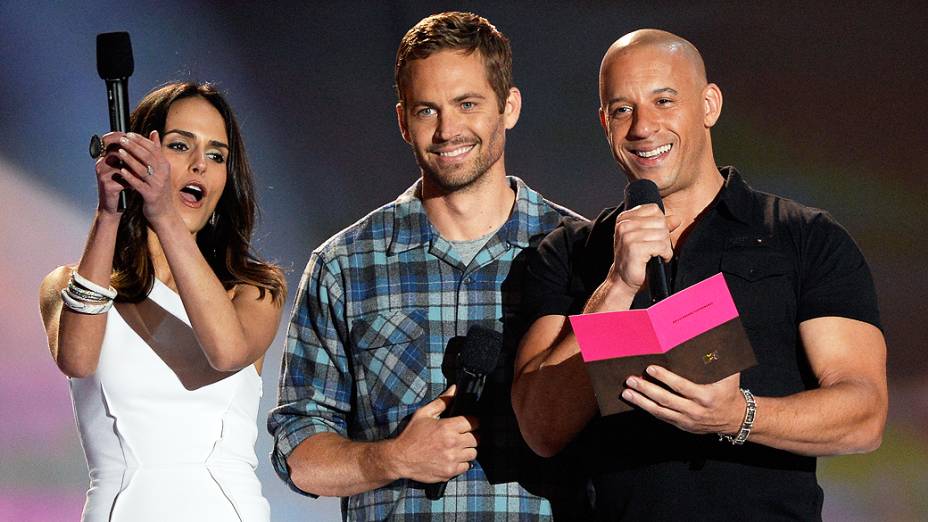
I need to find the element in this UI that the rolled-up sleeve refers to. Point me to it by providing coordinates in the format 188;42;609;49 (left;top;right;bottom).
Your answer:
267;251;352;496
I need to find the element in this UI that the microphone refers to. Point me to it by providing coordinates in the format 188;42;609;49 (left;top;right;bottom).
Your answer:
624;179;671;303
96;32;134;211
424;324;502;500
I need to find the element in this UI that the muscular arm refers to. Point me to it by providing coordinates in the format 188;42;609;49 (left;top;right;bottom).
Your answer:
623;316;888;456
513;315;596;458
748;316;887;455
513;205;674;457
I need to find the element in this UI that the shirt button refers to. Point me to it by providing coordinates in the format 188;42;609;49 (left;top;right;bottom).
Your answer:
464;277;472;284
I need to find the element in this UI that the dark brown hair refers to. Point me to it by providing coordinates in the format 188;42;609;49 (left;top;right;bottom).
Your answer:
395;11;513;112
111;81;286;304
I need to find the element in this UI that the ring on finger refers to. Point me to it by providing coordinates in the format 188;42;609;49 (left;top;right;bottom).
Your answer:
146;164;154;177
89;134;105;159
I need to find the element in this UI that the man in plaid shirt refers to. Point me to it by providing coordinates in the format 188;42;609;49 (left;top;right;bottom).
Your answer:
268;11;586;521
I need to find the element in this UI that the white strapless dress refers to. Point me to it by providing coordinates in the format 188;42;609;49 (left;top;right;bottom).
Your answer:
69;279;270;521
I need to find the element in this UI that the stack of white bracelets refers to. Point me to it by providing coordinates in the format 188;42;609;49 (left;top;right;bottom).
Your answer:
60;271;118;315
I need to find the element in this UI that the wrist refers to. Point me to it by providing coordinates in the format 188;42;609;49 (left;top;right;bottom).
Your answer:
372;437;404;482
588;273;637;313
718;388;756;445
95;208;122;225
147;211;185;236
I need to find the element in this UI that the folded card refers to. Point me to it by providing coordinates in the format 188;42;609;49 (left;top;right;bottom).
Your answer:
569;273;757;416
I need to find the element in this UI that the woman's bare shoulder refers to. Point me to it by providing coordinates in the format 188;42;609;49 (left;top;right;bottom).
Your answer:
38;265;75;316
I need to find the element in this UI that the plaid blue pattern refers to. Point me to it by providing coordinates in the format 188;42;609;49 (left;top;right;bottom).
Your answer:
269;177;581;520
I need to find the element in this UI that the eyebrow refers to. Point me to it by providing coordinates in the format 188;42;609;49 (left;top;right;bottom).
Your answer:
453;92;487;102
164;129;229;150
409;92;488;107
605;87;679;106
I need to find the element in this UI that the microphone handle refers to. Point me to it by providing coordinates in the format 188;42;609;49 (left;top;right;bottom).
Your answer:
106;79;130;211
424;374;485;500
647;256;670;303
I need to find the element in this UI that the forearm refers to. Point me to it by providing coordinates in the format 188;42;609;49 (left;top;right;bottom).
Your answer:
748;379;887;456
514;277;635;456
55;211;120;377
77;210;120;285
583;274;636;314
513;315;600;457
288;432;399;497
514;351;597;458
152;216;258;371
746;317;889;456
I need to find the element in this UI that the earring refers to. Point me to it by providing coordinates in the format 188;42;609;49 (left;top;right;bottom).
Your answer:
208;212;219;260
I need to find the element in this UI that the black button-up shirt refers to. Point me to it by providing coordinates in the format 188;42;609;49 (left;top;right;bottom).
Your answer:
525;167;880;521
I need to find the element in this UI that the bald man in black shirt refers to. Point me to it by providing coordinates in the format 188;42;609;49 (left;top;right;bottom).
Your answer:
512;29;887;520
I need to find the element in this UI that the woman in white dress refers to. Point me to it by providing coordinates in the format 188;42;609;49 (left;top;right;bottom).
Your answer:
39;82;286;521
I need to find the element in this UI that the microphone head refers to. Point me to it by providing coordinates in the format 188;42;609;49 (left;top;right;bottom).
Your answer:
460;325;503;375
96;32;134;79
624;179;664;213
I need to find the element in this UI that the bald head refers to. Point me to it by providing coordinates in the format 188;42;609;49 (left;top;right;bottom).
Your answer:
595;28;723;196
599;29;707;106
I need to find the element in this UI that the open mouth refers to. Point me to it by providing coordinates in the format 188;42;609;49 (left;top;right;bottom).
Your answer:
633;143;672;159
179;182;206;205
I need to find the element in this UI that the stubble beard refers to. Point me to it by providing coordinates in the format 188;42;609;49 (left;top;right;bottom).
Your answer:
417;118;506;194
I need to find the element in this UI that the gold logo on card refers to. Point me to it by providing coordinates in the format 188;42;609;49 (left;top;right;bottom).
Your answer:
703;350;720;364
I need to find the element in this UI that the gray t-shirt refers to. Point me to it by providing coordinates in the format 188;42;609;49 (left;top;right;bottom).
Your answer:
448;228;497;267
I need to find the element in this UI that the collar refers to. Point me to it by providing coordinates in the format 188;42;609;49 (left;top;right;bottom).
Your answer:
387;176;549;255
714;166;755;226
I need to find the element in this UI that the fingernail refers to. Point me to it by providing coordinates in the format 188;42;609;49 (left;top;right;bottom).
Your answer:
120;136;129;144
646;366;657;376
118;148;127;155
626;377;636;387
621;390;633;401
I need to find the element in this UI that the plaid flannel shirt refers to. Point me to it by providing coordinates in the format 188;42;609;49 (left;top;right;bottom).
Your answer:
268;176;582;520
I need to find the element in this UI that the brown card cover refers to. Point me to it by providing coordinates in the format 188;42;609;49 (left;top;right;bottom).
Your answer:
585;317;756;415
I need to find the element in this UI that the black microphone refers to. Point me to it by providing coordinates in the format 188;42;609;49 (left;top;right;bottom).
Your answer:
96;32;134;211
624;179;671;302
424;324;502;500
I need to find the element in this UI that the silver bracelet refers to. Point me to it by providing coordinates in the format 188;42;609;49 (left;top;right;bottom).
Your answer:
71;270;117;300
718;388;755;445
66;280;112;303
60;288;113;315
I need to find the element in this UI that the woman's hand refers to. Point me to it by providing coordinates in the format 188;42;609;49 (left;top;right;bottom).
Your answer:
114;131;178;226
94;132;131;215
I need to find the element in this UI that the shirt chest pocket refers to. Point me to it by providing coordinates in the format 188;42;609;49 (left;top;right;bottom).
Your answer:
350;309;430;413
720;248;796;329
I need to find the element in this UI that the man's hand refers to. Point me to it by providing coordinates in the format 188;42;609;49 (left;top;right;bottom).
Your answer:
620;366;745;436
586;204;681;313
609;204;680;295
387;385;479;483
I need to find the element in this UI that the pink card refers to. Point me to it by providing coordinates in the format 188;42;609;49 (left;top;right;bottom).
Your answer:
568;273;756;416
569;273;740;362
